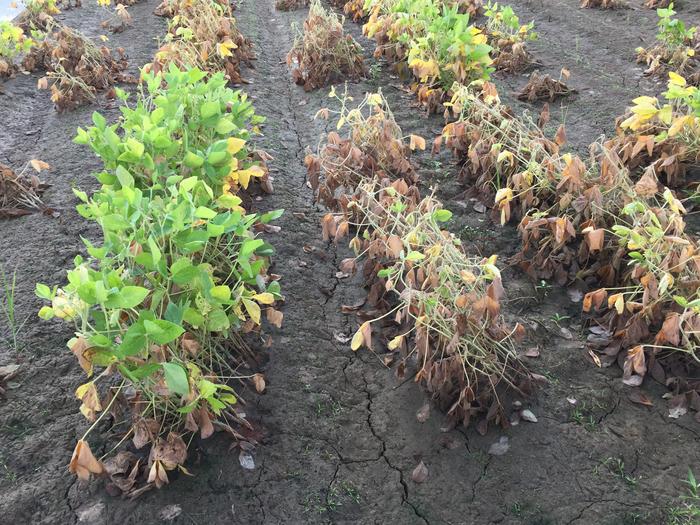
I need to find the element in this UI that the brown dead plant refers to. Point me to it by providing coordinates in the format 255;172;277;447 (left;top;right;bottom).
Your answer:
0;160;51;218
24;24;132;111
517;70;576;103
308;90;533;430
287;0;366;91
580;0;627;8
306;88;418;209
275;0;309;11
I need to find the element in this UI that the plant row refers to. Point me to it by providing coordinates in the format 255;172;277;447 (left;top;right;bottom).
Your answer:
35;0;281;493
438;73;700;404
306;89;533;431
360;0;536;112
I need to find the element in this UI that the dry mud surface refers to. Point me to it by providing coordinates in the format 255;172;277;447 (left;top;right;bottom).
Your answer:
0;0;699;524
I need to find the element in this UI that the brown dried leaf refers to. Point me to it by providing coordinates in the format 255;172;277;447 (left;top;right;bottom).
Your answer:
69;439;104;480
411;460;428;483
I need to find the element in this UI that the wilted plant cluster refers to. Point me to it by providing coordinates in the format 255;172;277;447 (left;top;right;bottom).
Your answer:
0;160;51;218
150;0;254;84
287;0;366;91
37;66;282;493
275;0;309;11
580;0;627;8
363;0;493;112
483;1;537;72
517;69;575;102
26;24;133;111
608;72;700;188
636;3;700;85
306;87;417;208
306;90;531;430
439;74;700;410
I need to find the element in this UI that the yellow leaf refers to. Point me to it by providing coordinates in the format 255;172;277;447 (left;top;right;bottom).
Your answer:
367;93;382;106
99;34;109;42
658;104;673;126
243;299;261;325
227;137;246;154
30;159;50;172
237;169;251;189
388;335;403;350
494;187;513;204
252;292;275;305
217;39;237;58
669;71;687;87
351;322;369;351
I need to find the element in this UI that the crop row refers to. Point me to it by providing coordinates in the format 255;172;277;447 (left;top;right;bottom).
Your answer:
24;0;282;494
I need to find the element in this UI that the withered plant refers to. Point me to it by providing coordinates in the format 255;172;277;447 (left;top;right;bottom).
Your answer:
483;1;537;72
437;82;566;206
453;0;483;16
306;88;418;209
0;160;50;218
582;192;700;399
28;25;132;111
150;0;253;83
644;0;671;7
607;72;700;188
101;3;133;33
308;89;532;430
636;3;700;84
441;78;700;410
275;0;309;11
580;0;627;8
287;0;366;91
517;70;575;103
342;180;531;429
343;0;368;22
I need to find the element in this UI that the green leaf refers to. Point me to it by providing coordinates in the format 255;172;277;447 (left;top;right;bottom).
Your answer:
162;362;190;397
207;309;230;332
38;306;54;320
405;251;425;262
104;286;150;309
144;319;185;345
432;209;453;222
118;322;147;357
259;209;284;224
115;165;134;188
200;101;220;120
35;283;52;300
215;118;236;135
211;285;231;301
180;176;199;193
195;206;217;219
92;111;107;130
183;307;205;328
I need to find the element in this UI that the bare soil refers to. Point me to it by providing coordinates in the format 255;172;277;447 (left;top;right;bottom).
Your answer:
0;0;699;524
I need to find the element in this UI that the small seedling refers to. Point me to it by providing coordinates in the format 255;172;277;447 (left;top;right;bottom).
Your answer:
597;457;638;488
569;402;596;431
550;313;570;327
668;469;700;524
0;266;27;352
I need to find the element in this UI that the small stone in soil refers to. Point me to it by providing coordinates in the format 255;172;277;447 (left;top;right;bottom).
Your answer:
521;409;538;423
488;436;510;456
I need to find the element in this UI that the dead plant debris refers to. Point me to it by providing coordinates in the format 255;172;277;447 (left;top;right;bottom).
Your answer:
287;0;366;91
517;70;576;103
0;161;52;218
